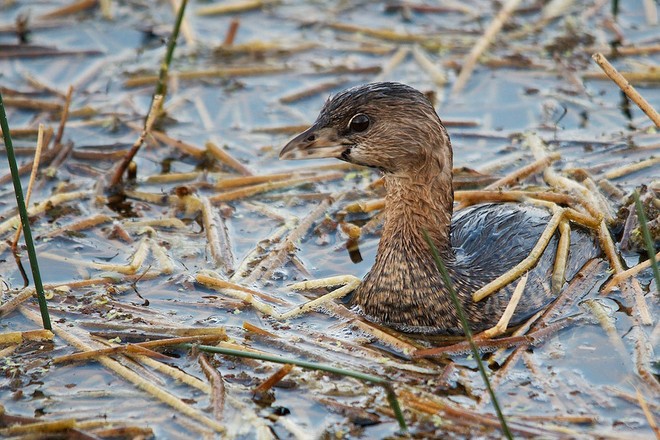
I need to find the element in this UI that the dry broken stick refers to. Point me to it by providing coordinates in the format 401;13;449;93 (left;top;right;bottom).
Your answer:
10;124;45;251
602;250;660;293
53;86;74;149
108;95;162;187
452;0;523;95
198;353;226;421
592;52;660;127
0;190;91;236
52;334;227;364
124;65;289;87
201;196;235;275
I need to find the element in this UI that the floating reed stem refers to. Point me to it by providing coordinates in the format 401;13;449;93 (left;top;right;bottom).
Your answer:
40;0;98;19
109;95;162;187
196;0;268;16
452;0;523;95
124;65;288;87
602;250;660;293
11;124;45;250
279;80;348;104
209;172;343;203
592;53;660;127
198;354;226;421
206;141;252;175
52;334;227;364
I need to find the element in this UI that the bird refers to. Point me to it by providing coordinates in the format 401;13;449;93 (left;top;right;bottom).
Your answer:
279;82;599;334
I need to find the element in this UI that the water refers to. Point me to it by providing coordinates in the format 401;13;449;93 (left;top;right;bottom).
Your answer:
1;1;658;438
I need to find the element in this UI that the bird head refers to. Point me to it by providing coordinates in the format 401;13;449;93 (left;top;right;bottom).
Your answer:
279;82;452;175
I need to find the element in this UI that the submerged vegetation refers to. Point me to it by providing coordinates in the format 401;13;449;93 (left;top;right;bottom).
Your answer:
0;0;658;438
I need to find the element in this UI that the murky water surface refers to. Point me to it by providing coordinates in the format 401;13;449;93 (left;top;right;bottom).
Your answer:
1;1;658;438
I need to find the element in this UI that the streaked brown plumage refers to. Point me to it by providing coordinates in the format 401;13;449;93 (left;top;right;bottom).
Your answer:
280;82;598;334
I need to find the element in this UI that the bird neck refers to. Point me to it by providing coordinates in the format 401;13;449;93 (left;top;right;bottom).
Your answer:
380;160;454;258
349;160;459;332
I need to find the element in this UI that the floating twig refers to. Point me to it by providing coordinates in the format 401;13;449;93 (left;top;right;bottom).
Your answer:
53;86;74;148
206;141;252;175
10;124;45;250
39;0;98;19
602;250;660;293
602;157;660;180
592;53;660;127
196;0;271;16
223;18;240;46
253;363;293;395
209;172;343;203
199;354;226;421
52;334;226;364
124;65;289;87
201;196;235;275
279;80;349;104
109;95;163;187
328;21;440;44
1;97;62;112
0;329;53;344
412;45;447;86
452;0;523;95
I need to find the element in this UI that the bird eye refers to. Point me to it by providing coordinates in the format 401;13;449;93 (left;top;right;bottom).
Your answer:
348;114;370;133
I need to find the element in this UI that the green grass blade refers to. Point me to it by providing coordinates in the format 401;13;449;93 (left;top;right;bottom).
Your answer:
633;190;660;294
0;92;52;330
152;0;188;108
423;230;512;439
181;343;408;432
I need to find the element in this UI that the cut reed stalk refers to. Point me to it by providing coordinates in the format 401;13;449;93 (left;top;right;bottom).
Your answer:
198;354;225;421
196;0;268;15
39;0;98;18
254;363;294;394
10;124;45;250
592;53;660;127
124;65;288;87
206;141;252;175
602;250;660;293
279;80;349;104
52;334;226;364
109;95;162;187
452;0;523;95
53;86;73;148
209;173;343;203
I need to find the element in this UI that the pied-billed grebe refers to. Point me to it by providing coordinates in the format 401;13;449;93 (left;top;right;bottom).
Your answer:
280;82;598;334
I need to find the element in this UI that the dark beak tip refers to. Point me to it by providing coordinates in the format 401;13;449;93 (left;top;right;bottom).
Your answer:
279;141;298;160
